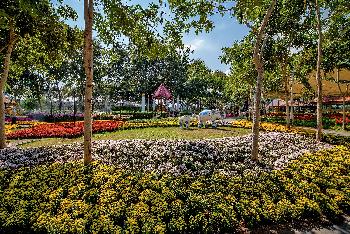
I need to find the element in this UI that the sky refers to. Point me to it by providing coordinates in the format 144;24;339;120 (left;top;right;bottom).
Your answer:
58;0;249;73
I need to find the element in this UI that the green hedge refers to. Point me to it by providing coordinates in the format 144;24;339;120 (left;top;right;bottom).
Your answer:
111;106;140;112
0;146;349;233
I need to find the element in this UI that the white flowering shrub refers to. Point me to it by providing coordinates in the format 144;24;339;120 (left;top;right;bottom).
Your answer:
0;132;330;176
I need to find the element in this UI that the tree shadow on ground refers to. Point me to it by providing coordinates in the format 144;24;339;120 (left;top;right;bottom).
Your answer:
245;216;350;234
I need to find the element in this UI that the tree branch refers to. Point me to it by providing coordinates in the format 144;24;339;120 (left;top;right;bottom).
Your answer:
253;0;277;68
245;22;258;35
0;46;6;54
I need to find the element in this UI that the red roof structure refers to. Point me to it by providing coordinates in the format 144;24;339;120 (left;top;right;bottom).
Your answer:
153;84;172;100
312;96;350;104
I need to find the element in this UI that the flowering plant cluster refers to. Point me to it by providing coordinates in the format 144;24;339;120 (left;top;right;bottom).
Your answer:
5;121;44;134
231;120;350;148
5;116;34;122
265;112;315;120
4;124;17;134
42;113;85;122
6;120;124;139
263;112;350;129
0;145;348;233
5;118;195;140
0;132;330;173
336;117;350;125
232;120;307;134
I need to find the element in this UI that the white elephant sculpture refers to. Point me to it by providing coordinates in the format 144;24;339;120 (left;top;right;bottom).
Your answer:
197;109;224;128
179;114;196;128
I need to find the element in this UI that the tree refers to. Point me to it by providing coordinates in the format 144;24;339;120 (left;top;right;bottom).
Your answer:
236;0;277;161
323;1;350;130
0;18;16;148
0;0;76;148
167;0;279;160
268;0;311;128
80;0;185;163
315;0;323;141
83;0;94;164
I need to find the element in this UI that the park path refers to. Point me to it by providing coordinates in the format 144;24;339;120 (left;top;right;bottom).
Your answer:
7;139;37;148
295;126;350;137
288;216;350;234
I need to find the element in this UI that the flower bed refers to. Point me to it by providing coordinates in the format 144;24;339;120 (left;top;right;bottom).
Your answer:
5;118;193;140
232;120;307;134
6;121;124;139
4;124;17;134
263;113;350;129
0;132;330;173
232;120;350;148
0;145;348;233
5;116;34;123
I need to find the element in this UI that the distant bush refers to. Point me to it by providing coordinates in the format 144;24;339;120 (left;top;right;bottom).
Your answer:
111;105;140;112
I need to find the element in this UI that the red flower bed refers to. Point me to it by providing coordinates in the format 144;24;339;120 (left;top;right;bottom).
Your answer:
266;113;316;121
7;120;124;139
334;117;350;125
266;112;350;125
294;114;315;121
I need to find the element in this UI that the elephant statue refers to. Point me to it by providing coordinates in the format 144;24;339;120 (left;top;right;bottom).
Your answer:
179;114;196;128
197;109;224;128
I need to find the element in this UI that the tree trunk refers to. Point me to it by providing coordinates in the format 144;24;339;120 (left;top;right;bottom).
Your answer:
83;0;94;164
251;0;277;161
0;19;16;149
290;72;294;126
315;0;323;142
248;86;253;121
50;94;53;116
282;59;290;129
36;93;43;112
73;90;77;123
336;69;346;130
342;96;346;130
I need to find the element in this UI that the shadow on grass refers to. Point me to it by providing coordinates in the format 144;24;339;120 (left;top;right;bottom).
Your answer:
179;128;195;131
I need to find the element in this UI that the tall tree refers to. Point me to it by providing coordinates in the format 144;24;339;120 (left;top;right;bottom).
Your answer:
167;0;278;160
79;0;188;163
235;0;277;160
0;18;16;148
315;0;323;141
251;0;277;161
0;0;76;148
83;0;94;164
323;1;350;130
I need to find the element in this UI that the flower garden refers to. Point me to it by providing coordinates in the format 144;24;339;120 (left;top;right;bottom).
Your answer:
262;112;350;130
0;118;349;233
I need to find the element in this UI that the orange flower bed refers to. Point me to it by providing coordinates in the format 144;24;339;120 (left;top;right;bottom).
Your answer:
6;121;124;139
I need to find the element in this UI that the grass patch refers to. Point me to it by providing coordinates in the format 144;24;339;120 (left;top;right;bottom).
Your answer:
17;126;250;148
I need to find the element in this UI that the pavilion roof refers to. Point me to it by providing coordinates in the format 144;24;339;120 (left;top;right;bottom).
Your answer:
153;84;172;100
292;69;350;97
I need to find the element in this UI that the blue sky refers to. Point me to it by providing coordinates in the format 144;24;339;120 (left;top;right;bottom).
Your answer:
58;0;249;72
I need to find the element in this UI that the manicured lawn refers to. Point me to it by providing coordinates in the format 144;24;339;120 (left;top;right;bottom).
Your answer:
17;126;251;148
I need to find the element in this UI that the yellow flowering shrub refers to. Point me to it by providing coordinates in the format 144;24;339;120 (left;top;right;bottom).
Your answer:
5;121;43;134
0;146;348;233
232;120;312;135
4;124;18;134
